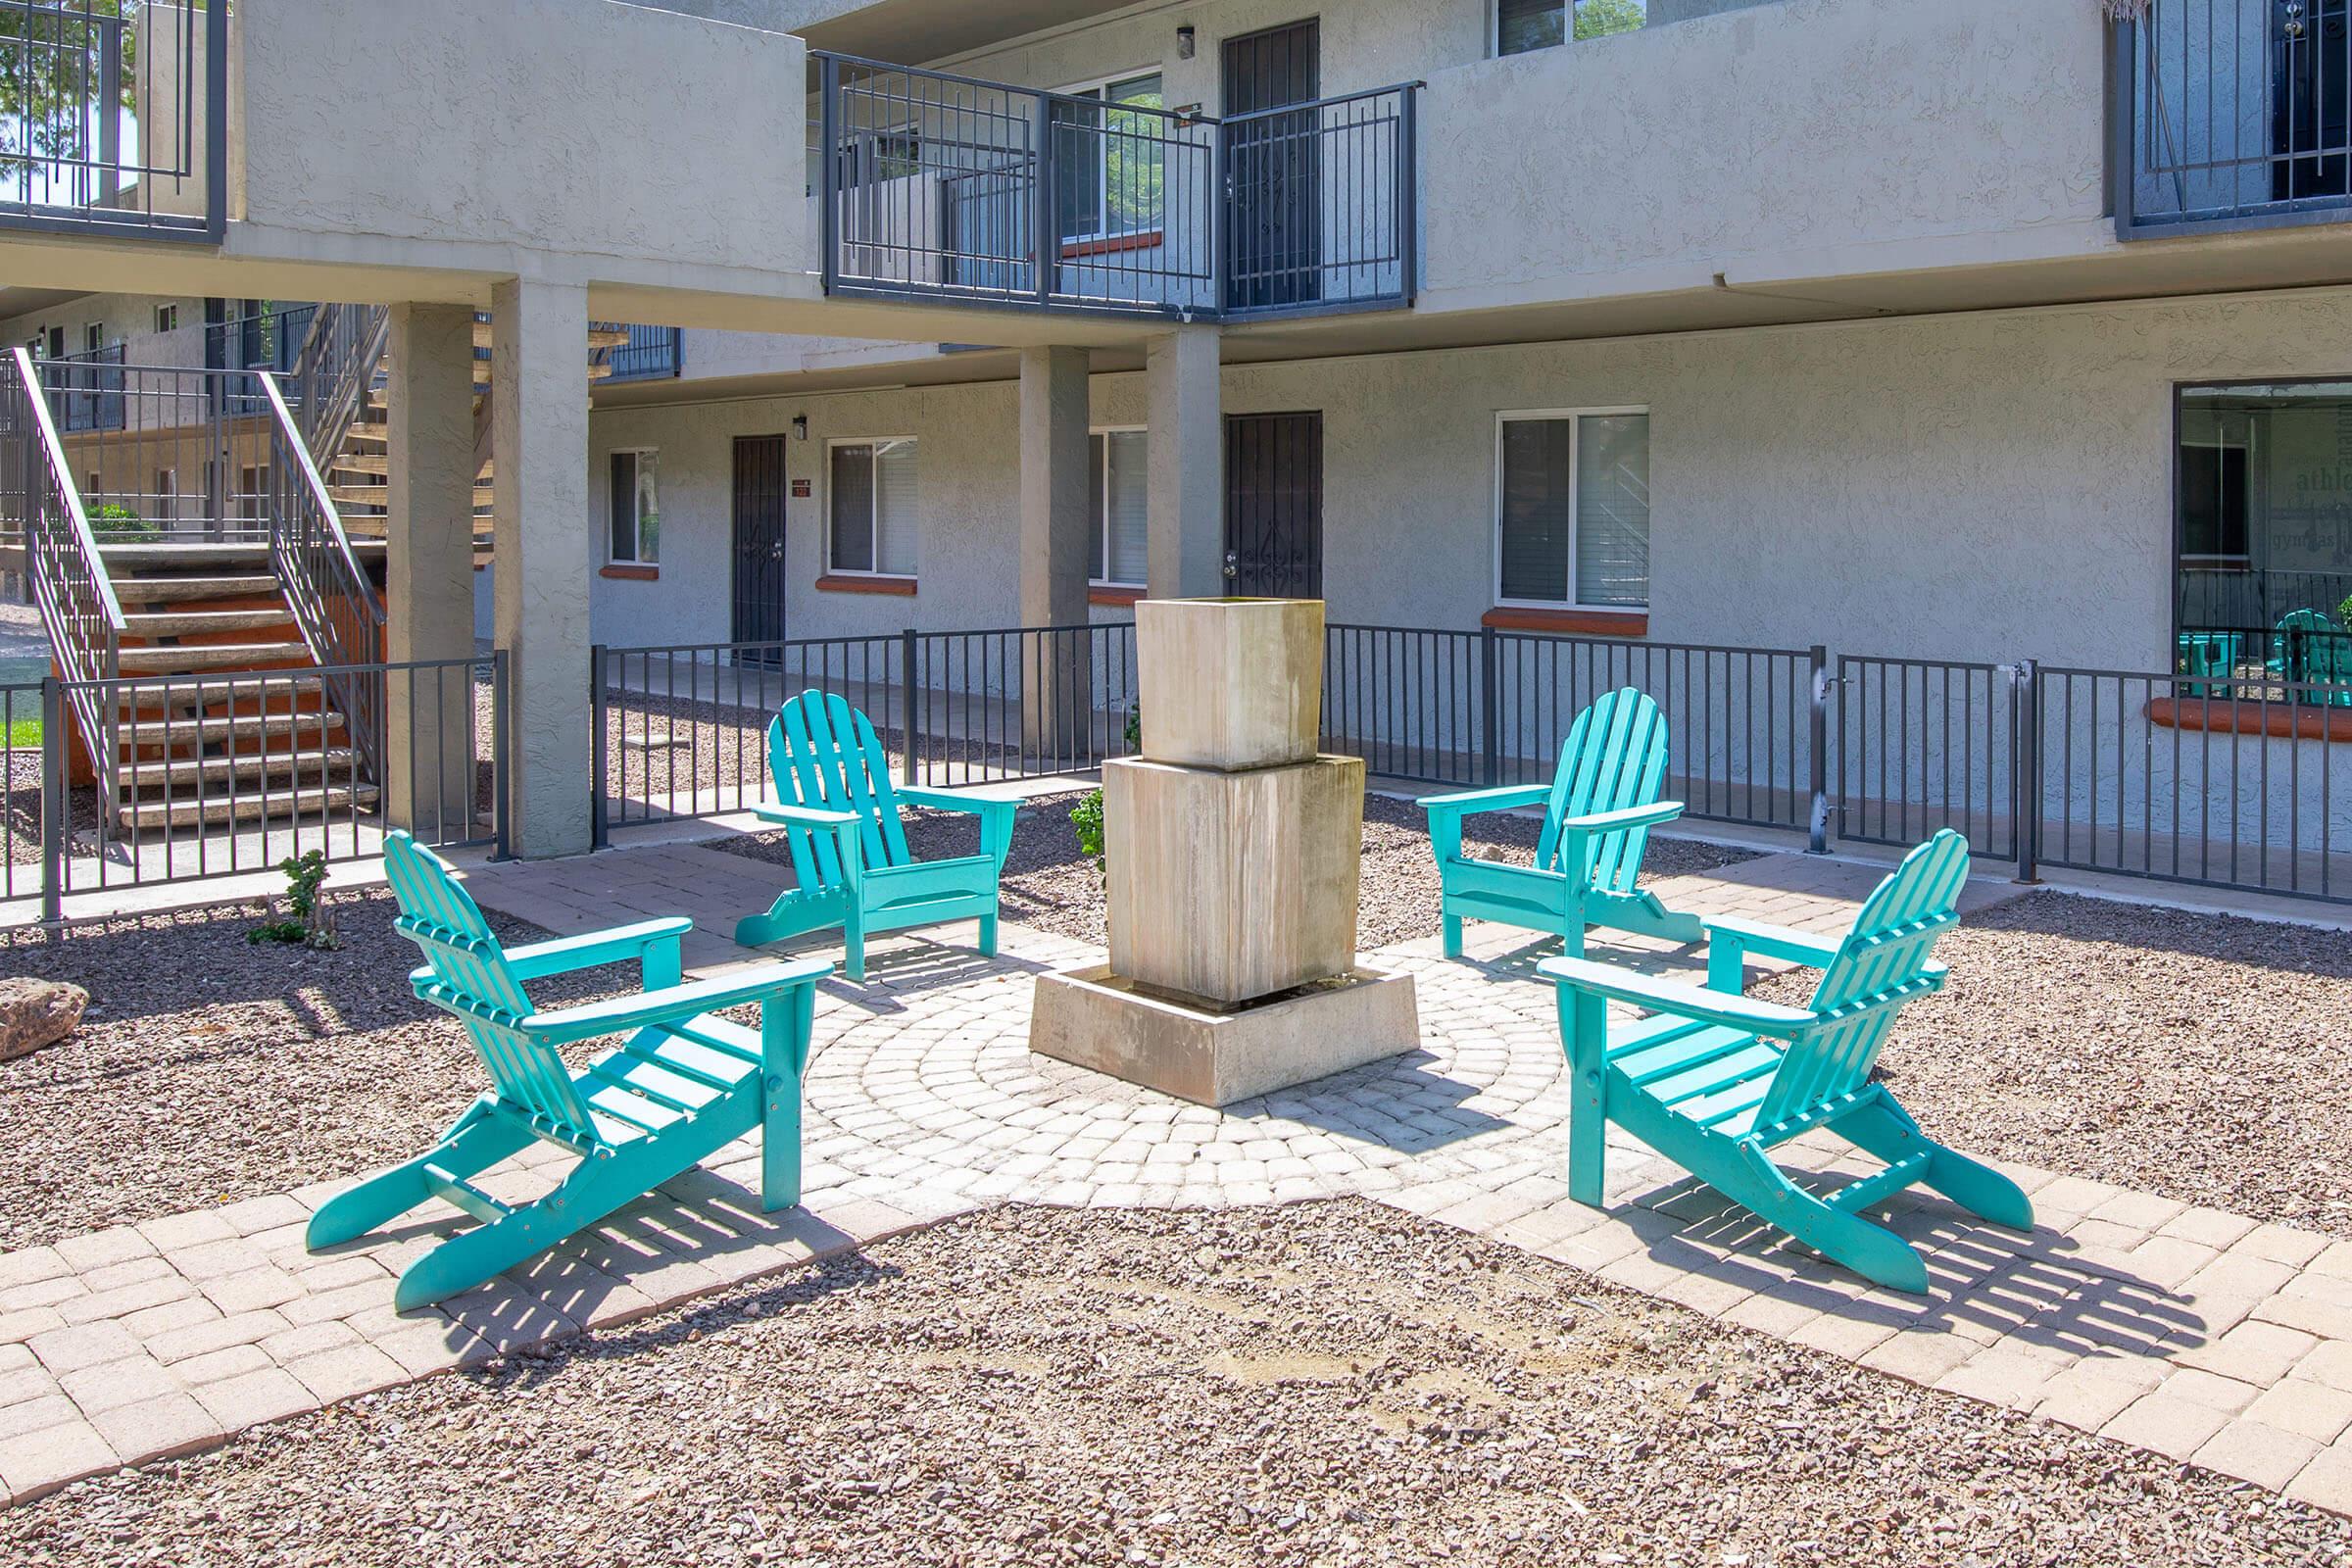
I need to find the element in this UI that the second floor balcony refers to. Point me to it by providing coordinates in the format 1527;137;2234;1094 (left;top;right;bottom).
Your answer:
813;52;1418;321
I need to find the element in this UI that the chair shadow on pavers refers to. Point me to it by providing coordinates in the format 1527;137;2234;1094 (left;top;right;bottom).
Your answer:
304;833;833;1311
798;929;1054;1016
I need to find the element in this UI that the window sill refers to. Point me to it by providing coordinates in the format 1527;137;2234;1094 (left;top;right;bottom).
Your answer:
600;564;659;581
1090;584;1147;608
816;573;917;597
1481;606;1648;636
1061;229;1162;260
2146;696;2352;741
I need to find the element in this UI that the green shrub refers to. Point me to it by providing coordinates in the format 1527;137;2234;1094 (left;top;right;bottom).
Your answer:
2338;593;2352;629
88;504;159;542
250;850;342;950
1070;789;1105;863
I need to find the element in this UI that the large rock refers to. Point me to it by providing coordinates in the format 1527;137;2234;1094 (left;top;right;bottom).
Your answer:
0;978;87;1061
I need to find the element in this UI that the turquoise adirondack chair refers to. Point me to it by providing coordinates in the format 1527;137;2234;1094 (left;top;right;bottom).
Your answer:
1540;830;2032;1294
2271;610;2352;708
733;690;1019;982
306;834;831;1310
1418;688;1701;960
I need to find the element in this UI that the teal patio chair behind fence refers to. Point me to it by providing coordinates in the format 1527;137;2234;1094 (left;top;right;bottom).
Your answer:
1540;830;2033;1293
306;834;831;1310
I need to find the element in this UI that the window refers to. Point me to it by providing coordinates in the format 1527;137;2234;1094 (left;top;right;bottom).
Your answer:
828;438;917;576
2175;382;2352;635
1055;72;1164;240
153;304;179;334
81;323;102;357
838;129;920;187
609;449;661;565
1495;0;1648;56
1090;428;1150;585
42;326;62;360
1495;410;1651;608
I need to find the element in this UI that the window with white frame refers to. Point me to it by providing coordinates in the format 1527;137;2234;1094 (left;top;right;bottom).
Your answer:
609;449;660;565
1495;0;1648;56
1090;428;1149;586
828;438;918;576
1495;410;1651;609
1054;71;1165;241
81;322;102;357
153;303;179;334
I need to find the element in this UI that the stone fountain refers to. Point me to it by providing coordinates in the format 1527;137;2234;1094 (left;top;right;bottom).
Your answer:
1029;597;1419;1105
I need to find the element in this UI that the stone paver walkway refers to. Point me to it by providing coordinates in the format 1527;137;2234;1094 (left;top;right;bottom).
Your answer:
3;844;2349;1519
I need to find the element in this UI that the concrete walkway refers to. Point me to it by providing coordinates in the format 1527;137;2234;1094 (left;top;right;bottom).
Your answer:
2;847;2349;1517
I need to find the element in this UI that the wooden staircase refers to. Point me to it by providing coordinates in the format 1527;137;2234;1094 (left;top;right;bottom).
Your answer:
98;538;389;831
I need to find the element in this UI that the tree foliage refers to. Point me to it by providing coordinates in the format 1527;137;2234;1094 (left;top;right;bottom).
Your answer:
0;1;138;161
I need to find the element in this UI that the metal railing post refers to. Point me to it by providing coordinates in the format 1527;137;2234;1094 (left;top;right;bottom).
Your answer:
589;643;610;851
900;625;919;785
2012;659;2041;884
492;649;513;860
818;54;841;295
1034;92;1056;307
205;0;229;241
96;17;122;210
1397;84;1420;305
1807;644;1831;854
1479;623;1499;787
39;675;63;927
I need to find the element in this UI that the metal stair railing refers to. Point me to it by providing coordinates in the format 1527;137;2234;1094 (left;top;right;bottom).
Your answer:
291;303;391;465
258;370;387;788
3;346;123;791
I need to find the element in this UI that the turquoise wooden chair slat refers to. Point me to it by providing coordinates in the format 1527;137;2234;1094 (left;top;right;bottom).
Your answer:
1419;688;1700;959
1541;831;2033;1294
735;689;1020;982
306;833;830;1310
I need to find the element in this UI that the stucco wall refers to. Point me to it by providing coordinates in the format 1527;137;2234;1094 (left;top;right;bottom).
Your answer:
237;0;809;278
573;289;2352;676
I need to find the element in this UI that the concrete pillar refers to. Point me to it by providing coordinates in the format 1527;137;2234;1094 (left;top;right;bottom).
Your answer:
489;277;592;858
383;304;478;840
1146;326;1224;601
1019;345;1093;760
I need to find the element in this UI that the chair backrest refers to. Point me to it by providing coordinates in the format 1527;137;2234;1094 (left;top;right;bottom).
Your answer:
1535;687;1671;895
2276;611;2350;690
1748;830;1970;1133
765;690;911;892
381;833;600;1147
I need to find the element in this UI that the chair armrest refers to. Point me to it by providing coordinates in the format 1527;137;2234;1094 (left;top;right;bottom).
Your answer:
523;956;835;1046
1417;783;1550;818
1704;913;1841;970
501;918;694;981
1539;955;1818;1036
1554;800;1685;837
896;784;1022;818
749;801;863;830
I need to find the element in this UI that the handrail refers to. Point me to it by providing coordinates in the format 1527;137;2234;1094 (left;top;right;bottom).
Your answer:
292;303;391;464
10;347;125;636
258;368;387;786
1219;80;1426;125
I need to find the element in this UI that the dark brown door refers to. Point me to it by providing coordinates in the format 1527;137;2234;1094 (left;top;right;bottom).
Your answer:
1223;20;1321;311
731;435;790;649
1225;411;1323;598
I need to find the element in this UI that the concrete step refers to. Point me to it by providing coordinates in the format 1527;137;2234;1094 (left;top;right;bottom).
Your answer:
123;607;295;640
108;573;281;605
121;746;361;797
471;319;631;351
333;452;494;480
99;541;271;572
113;710;347;748
116;641;310;675
325;481;492;510
117;782;380;832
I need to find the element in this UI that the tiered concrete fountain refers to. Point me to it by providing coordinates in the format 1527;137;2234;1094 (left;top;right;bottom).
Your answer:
1030;598;1419;1105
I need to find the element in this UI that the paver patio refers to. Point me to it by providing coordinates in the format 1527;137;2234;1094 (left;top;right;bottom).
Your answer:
3;840;2349;1519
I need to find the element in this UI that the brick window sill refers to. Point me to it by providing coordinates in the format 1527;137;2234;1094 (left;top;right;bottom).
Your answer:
2146;696;2352;742
1481;606;1648;637
816;573;917;597
601;564;659;581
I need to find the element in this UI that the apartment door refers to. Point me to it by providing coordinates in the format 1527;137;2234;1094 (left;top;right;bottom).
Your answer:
1224;412;1323;598
731;434;791;650
1223;20;1321;312
2274;0;2351;200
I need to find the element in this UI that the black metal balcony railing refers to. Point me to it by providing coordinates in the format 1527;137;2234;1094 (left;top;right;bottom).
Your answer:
2118;0;2352;232
0;0;224;241
603;324;684;383
50;341;122;431
813;52;1418;320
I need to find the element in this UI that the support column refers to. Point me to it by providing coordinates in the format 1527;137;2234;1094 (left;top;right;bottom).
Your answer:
384;304;478;840
1019;345;1093;760
1146;326;1224;600
490;277;592;859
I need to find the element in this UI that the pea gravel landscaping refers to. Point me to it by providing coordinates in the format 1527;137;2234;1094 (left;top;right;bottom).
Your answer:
4;1201;2343;1567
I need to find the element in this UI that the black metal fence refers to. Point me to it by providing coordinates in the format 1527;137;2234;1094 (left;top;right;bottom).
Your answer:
0;0;225;241
603;325;684;383
2118;0;2352;233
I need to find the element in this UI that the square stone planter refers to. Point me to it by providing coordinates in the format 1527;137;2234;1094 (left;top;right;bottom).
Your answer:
1136;597;1324;770
1103;752;1363;1007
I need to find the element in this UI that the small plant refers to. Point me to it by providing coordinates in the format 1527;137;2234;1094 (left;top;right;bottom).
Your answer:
1123;702;1142;751
88;504;159;542
2337;593;2352;629
249;850;341;950
1070;788;1105;863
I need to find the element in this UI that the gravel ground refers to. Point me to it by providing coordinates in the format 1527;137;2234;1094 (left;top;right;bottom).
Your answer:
1756;890;2352;1242
5;1201;2342;1567
719;790;1759;952
0;890;637;1253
